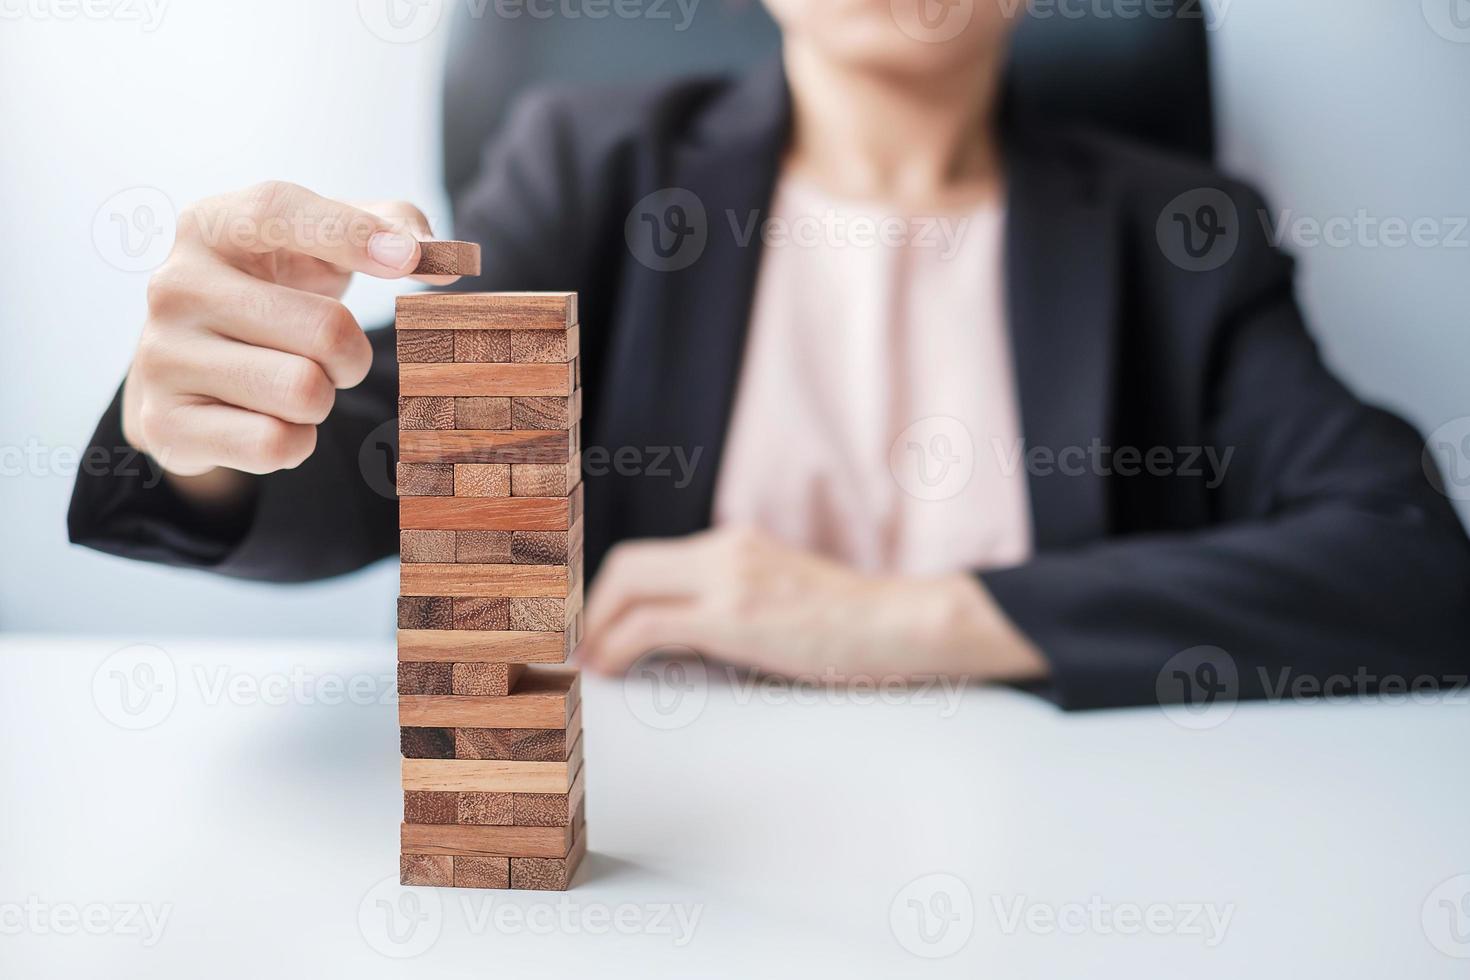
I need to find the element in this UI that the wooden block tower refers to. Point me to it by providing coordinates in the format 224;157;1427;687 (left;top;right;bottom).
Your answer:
394;245;585;890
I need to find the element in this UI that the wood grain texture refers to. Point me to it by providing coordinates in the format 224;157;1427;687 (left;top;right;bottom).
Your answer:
453;396;511;429
456;792;513;825
451;662;525;697
399;669;578;730
401;821;573;859
400;853;453;887
397;662;451;695
510;326;578;363
400;563;570;598
400;497;568;532
400;530;456;563
455;530;513;564
400;430;569;465
400;362;574;397
453;329;509;363
412;240;481;277
453;463;510;497
513;761;586;827
453;856;509;888
404;790;458;825
400;756;577;794
400;726;455;759
511;396;575;430
396;292;576;331
396;330;453;363
450;597;510;631
455;706;580;762
398;396;454;430
508;587;581;631
512;528;569;565
396;462;453;496
509;808;586;891
397;629;568;664
398;596;453;629
510;460;579;497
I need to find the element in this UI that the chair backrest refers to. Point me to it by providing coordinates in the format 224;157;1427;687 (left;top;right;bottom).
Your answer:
442;3;1214;201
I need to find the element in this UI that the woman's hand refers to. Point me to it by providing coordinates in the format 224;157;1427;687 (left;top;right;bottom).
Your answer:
580;525;1049;683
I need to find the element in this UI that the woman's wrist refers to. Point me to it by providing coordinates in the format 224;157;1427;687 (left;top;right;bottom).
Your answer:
909;572;1050;683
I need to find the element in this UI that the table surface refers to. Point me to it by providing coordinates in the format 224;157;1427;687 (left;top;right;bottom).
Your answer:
1;634;1466;978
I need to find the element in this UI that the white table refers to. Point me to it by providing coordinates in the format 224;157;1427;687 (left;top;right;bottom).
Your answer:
1;635;1466;978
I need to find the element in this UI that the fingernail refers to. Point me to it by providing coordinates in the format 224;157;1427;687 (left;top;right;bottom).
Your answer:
368;232;416;270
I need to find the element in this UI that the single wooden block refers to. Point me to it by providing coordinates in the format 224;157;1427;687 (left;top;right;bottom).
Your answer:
400;530;456;563
512;529;569;565
404;790;458;825
453;856;510;888
401;755;578;795
400;726;455;759
399;362;575;397
397;661;452;695
513;760;586;827
401;821;573;859
510;809;586;891
397;330;454;363
455;530;513;564
396;462;454;497
400;852;454;887
510;325;579;363
412;240;481;277
508;592;580;632
400;563;570;599
453;397;511;429
398;396;454;430
400;430;569;465
450;597;511;631
453;330;510;363
397;629;569;664
451;662;526;697
456;792;513;826
453;463;510;498
398;596;453;630
400;669;579;730
510;460;579;497
511;396;575;430
401;497;568;532
396;292;577;331
456;707;580;761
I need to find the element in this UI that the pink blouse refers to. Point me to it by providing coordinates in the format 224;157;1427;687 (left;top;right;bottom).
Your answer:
712;175;1034;575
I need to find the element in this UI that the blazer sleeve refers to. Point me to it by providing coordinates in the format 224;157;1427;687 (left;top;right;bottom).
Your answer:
983;185;1470;710
67;90;583;581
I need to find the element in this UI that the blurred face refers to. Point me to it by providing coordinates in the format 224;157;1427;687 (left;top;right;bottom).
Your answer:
762;0;1019;76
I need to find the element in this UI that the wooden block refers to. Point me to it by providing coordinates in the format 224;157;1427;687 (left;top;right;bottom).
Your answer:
514;760;586;827
510;808;586;891
400;530;456;563
397;330;453;363
398;596;453;630
396;462;453;496
396;292;577;331
400;563;570;598
512;529;569;565
400;853;453;887
453;856;509;888
397;629;569;664
399;362;574;397
451;662;526;697
512;396;575;430
455;530;513;563
456;706;581;761
453;397;511;429
404;790;457;825
453;330;510;363
399;669;579;730
398;396;454;430
400;430;569;465
401;497;568;532
450;597;510;631
411;240;481;277
508;591;580;631
402;822;573;859
401;755;578;795
456;792;513;825
397;662;451;695
453;463;510;497
510;460;579;496
400;726;455;759
510;325;578;363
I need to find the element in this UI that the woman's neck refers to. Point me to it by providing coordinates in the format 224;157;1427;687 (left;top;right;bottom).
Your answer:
781;41;1007;210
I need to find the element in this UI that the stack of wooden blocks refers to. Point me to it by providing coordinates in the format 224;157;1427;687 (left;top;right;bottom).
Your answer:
394;280;586;891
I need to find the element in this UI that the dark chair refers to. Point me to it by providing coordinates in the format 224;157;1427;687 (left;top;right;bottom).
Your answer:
442;2;1214;202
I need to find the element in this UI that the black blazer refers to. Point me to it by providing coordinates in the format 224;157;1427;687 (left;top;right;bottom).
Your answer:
70;62;1470;709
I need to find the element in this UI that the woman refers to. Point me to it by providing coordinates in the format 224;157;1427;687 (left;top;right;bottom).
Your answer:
69;2;1470;709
